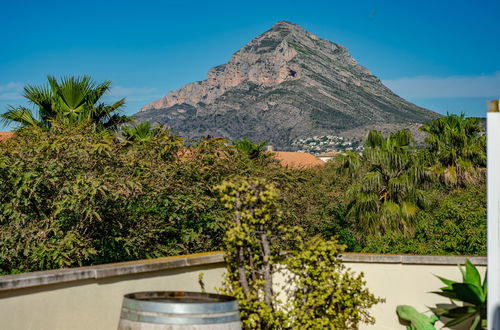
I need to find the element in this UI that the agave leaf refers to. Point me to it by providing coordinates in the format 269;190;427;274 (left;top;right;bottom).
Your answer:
432;290;458;300
429;306;449;315
460;263;466;280
396;305;419;320
443;312;476;327
452;283;484;305
470;314;481;330
464;259;482;288
440;306;477;317
436;275;456;287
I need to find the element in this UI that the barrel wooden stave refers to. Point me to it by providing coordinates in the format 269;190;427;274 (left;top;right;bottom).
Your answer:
118;319;241;330
117;291;241;330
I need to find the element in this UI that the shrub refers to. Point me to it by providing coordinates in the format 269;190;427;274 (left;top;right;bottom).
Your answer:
216;177;382;329
284;237;383;329
0;125;230;273
0;124;329;273
361;185;486;255
0;118;487;274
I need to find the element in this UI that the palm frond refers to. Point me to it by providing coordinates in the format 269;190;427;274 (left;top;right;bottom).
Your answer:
344;128;429;236
1;106;40;128
103;114;132;131
365;130;384;148
337;150;361;178
87;80;111;105
421;113;485;187
122;121;162;142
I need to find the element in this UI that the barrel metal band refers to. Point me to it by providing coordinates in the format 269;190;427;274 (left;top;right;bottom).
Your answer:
122;296;239;314
120;310;241;325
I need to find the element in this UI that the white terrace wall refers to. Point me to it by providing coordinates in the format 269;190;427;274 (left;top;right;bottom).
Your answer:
0;252;486;330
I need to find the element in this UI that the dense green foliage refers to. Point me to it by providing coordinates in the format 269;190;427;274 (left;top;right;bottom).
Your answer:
0;121;486;274
0;124;319;274
0;79;487;274
421;114;486;187
362;185;486;255
333;125;485;251
216;178;381;329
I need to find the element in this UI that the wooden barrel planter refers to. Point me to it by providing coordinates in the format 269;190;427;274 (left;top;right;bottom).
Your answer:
117;291;241;330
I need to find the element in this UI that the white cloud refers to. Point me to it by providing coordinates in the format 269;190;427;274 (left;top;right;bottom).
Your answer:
103;86;164;103
104;86;162;102
108;86;159;97
0;82;24;101
383;72;500;98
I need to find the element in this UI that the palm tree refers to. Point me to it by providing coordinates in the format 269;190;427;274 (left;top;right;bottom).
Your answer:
420;113;485;187
341;130;431;236
232;138;269;160
122;121;163;144
1;75;129;130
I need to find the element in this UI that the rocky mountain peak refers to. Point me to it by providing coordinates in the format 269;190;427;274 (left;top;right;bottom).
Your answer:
272;20;302;31
141;22;310;111
137;22;440;150
238;21;306;53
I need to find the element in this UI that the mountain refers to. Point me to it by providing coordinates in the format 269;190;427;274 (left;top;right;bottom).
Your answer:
136;21;440;150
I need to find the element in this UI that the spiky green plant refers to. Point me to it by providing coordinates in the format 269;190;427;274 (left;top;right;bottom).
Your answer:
431;259;487;329
1;75;129;131
122;122;163;144
232;137;268;160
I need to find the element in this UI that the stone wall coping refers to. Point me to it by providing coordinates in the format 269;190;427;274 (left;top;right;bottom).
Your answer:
0;252;486;292
0;252;225;292
339;253;487;266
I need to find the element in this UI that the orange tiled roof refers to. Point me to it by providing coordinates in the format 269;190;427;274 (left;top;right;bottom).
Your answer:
0;132;14;142
271;151;325;169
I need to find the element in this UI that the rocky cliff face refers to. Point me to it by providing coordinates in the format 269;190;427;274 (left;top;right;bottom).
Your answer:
136;21;440;149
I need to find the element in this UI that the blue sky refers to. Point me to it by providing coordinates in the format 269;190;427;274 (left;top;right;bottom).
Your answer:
1;0;499;129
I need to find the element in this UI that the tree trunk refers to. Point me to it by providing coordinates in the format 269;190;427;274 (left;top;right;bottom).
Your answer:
260;225;273;308
234;194;250;294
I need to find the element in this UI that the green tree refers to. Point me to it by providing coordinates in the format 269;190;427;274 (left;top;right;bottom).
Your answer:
122;121;163;144
341;130;431;236
232;137;269;160
420;113;485;187
1;75;129;130
215;177;381;329
215;178;286;329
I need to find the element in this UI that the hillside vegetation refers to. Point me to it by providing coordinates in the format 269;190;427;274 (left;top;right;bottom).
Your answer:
0;122;485;275
0;76;486;274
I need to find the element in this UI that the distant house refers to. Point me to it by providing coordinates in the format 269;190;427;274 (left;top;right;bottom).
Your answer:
271;151;325;169
317;150;341;162
0;132;14;142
